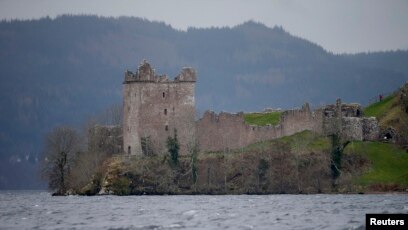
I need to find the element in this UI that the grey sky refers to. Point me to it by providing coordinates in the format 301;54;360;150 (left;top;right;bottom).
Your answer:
1;0;407;54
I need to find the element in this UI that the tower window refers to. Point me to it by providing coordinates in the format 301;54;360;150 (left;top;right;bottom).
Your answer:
163;92;165;98
164;109;167;115
128;146;131;155
165;125;168;131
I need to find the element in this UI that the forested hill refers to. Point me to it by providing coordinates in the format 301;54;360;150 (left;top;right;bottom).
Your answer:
0;15;407;189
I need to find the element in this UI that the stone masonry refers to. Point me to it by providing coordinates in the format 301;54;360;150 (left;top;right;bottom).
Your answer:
123;60;196;156
122;60;379;155
196;99;380;152
196;103;323;152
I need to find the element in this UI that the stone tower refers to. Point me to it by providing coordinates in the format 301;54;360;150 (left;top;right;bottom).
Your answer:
123;60;196;156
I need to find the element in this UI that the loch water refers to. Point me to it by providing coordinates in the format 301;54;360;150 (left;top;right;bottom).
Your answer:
0;190;407;229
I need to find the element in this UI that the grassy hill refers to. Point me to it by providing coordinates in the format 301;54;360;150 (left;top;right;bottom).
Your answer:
363;83;408;145
242;130;331;153
96;130;333;195
243;112;282;126
343;141;408;191
81;126;408;195
364;94;397;118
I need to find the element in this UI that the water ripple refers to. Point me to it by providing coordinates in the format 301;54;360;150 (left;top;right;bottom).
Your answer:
0;191;407;229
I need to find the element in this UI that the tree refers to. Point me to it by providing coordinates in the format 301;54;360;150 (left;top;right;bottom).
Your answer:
257;158;269;192
69;150;107;194
41;126;80;195
330;134;350;188
167;129;180;166
188;138;200;186
141;136;154;156
97;103;123;126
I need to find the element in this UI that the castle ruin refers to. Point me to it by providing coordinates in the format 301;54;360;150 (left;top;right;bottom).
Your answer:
123;60;196;156
121;60;379;155
197;100;379;152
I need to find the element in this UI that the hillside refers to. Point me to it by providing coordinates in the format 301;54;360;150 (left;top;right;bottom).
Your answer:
0;15;407;189
364;83;408;145
91;130;333;195
343;141;408;192
85;129;408;195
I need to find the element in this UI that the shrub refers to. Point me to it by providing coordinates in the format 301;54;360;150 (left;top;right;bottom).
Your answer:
167;129;180;166
111;177;131;195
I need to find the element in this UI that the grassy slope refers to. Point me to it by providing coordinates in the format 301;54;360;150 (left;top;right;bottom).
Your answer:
244;112;282;126
199;130;333;193
104;130;406;194
207;130;331;155
364;94;396;118
234;130;408;189
364;92;408;138
344;141;408;186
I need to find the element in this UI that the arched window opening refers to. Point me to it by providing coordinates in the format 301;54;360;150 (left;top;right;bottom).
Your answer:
385;133;393;140
164;109;167;115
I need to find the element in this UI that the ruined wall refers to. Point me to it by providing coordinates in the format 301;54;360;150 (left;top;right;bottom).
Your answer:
123;61;196;156
197;100;379;152
280;103;323;136
122;61;379;155
363;117;380;141
196;103;323;152
322;99;379;141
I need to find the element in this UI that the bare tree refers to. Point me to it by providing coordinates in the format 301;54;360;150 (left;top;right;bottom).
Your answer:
98;104;123;126
69;150;108;194
41;126;80;195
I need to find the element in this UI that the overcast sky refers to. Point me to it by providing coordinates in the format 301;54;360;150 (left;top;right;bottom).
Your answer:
1;0;407;54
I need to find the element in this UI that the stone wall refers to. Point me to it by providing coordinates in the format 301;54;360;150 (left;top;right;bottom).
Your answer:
196;100;379;152
196;103;323;152
121;61;380;155
322;99;379;141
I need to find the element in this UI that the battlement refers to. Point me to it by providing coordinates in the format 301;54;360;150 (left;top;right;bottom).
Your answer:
124;60;196;83
196;100;379;152
123;60;378;155
123;60;196;156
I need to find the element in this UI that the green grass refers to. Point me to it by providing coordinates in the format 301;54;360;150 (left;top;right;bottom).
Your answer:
364;94;396;118
244;112;282;126
344;141;408;186
241;130;331;154
203;130;330;157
